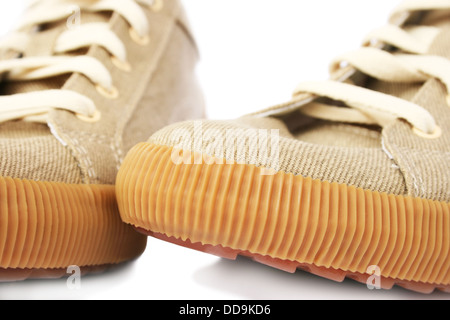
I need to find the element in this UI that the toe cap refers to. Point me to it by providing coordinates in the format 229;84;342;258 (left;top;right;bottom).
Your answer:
147;117;407;196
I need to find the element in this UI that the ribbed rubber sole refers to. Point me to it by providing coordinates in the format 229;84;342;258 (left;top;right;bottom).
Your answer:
117;143;450;294
0;177;147;282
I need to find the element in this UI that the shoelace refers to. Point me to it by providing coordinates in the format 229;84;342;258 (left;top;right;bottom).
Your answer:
291;0;450;139
0;0;160;123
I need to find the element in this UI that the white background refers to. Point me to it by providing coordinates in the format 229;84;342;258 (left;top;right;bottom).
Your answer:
0;0;448;300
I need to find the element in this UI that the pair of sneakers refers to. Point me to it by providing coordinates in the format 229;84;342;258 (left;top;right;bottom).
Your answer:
0;0;448;294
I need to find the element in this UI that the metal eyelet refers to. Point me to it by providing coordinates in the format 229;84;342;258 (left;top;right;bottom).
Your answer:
150;0;164;11
111;56;131;72
96;84;119;99
412;125;442;139
76;109;102;123
446;94;450;107
129;27;150;46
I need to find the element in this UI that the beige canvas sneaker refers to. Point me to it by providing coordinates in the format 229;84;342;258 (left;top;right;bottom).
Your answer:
117;0;449;293
0;0;204;281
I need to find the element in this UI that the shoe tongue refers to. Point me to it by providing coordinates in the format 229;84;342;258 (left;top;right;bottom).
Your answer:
0;10;112;96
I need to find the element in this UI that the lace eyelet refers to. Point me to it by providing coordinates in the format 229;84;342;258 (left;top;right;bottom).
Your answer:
111;56;131;72
129;27;150;46
96;84;119;99
149;0;164;12
76;109;102;123
412;125;442;139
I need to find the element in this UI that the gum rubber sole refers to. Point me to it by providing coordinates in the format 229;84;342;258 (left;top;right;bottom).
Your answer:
0;177;147;282
143;230;449;294
117;143;450;294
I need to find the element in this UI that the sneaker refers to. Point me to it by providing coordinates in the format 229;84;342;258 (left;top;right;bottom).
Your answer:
117;1;450;293
0;0;204;281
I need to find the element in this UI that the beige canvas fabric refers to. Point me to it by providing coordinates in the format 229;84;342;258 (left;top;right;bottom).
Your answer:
0;0;204;185
149;6;450;202
149;117;409;197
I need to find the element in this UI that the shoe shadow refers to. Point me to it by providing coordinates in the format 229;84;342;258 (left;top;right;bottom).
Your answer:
192;256;449;300
0;261;137;300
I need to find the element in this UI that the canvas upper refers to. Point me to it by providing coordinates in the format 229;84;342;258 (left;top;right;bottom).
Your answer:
0;0;204;185
148;1;450;202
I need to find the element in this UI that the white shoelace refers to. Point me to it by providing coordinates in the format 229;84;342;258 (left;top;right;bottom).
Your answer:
0;0;158;123
291;0;450;138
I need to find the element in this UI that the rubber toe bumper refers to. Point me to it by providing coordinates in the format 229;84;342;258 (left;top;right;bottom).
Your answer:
0;178;147;281
117;143;450;294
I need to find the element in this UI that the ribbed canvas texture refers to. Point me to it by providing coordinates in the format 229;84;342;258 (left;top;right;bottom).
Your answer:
379;26;450;202
49;0;204;185
149;12;450;202
122;22;204;153
0;122;82;183
149;118;408;197
0;0;204;185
